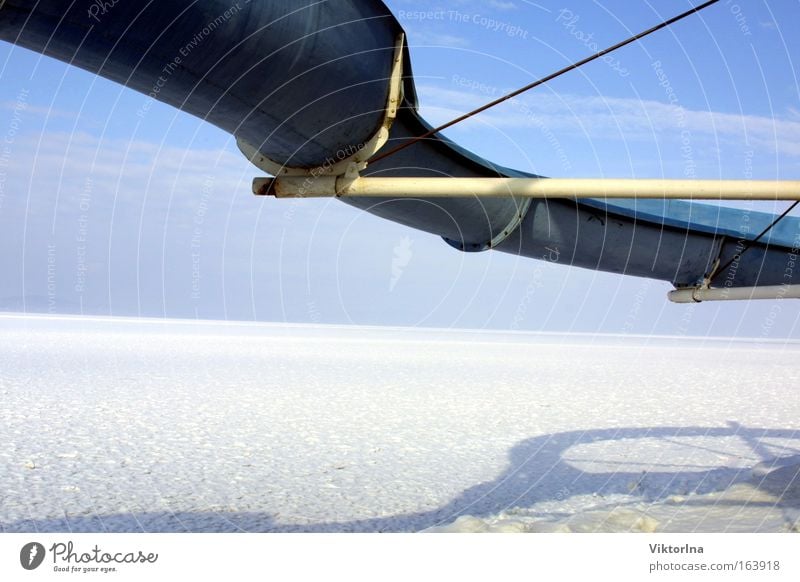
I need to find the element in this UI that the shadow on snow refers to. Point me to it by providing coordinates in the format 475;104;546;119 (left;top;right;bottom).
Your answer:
5;422;800;532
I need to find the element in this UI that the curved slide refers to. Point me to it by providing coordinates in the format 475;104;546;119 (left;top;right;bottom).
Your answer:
2;0;798;292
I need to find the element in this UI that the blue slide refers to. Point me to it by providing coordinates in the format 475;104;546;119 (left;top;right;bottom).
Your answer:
2;0;798;290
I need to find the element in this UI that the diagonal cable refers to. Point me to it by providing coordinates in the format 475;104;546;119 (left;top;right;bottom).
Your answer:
370;0;721;165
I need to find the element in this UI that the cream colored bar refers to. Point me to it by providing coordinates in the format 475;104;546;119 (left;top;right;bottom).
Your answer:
668;284;800;303
253;176;800;200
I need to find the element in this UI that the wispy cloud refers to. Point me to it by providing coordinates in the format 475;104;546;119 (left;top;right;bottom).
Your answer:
416;85;800;159
406;30;470;48
0;101;76;120
489;1;517;11
8;131;249;200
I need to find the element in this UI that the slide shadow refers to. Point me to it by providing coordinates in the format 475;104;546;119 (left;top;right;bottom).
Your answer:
4;422;799;532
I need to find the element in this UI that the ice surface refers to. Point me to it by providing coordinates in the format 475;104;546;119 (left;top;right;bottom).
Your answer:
1;314;799;533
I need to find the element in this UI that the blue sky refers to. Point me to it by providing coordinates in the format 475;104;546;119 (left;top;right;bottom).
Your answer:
1;0;799;338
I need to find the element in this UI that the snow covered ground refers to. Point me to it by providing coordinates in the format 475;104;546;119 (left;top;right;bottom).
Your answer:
1;313;799;533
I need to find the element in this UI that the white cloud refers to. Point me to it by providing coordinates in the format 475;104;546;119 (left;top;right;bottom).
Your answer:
0;101;77;120
416;85;800;159
407;30;470;48
489;1;517;11
9;131;250;202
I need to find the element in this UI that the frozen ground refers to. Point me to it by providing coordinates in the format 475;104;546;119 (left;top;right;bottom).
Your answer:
1;313;799;533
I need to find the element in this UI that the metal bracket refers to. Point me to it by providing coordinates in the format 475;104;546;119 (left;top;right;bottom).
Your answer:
668;284;800;303
443;197;532;252
245;32;405;182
